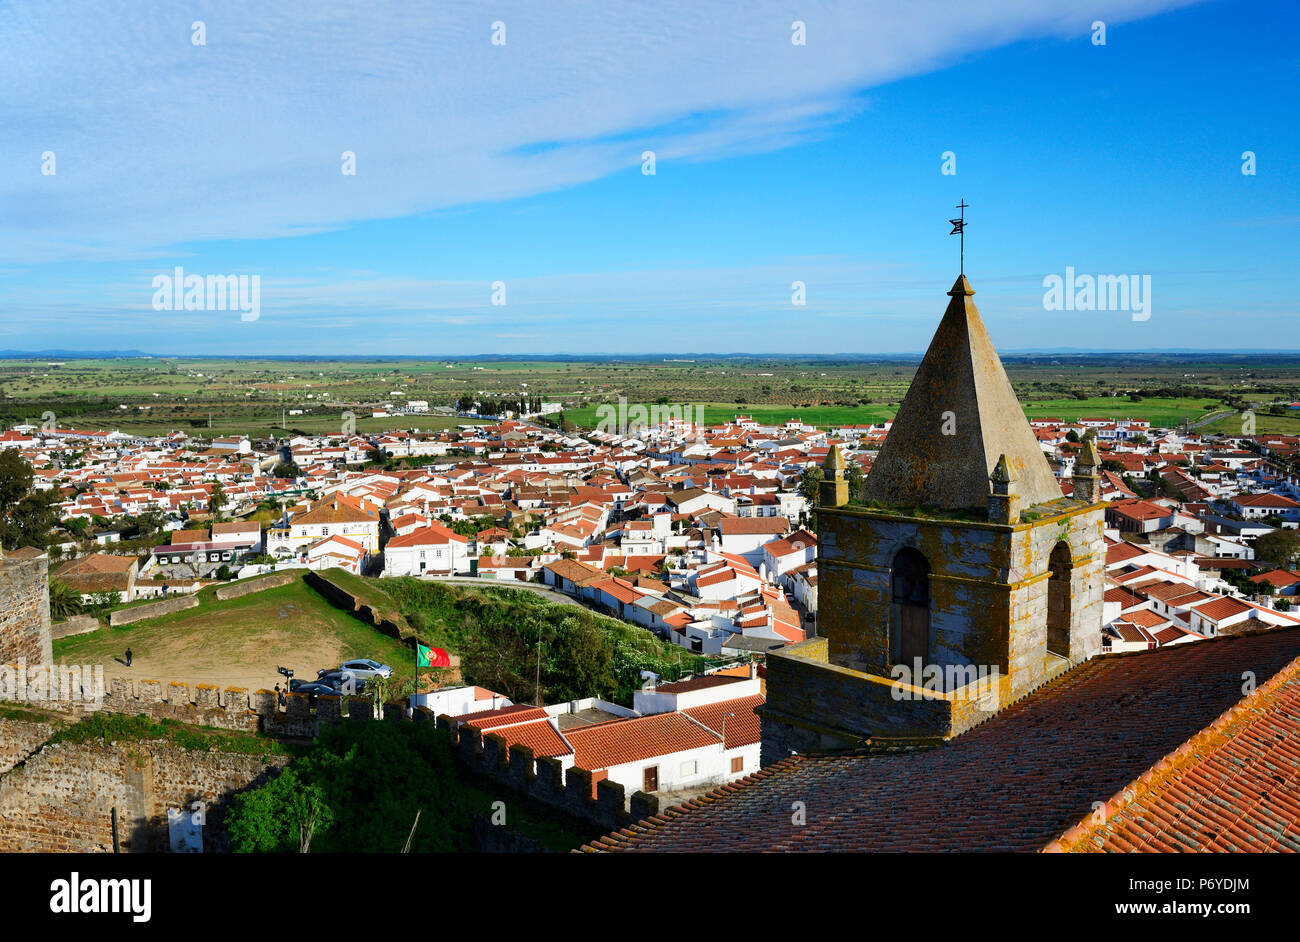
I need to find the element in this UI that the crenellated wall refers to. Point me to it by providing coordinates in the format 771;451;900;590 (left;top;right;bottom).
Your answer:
438;714;659;831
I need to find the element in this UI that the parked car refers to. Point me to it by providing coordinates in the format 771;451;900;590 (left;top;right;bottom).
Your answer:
317;670;369;694
288;679;344;700
331;659;393;683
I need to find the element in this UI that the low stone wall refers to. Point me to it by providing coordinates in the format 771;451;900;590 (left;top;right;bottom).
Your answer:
439;715;659;831
305;570;414;647
759;647;956;764
214;571;296;601
109;596;199;626
51;614;100;640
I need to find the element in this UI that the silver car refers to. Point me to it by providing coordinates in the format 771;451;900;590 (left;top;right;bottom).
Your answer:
333;658;393;683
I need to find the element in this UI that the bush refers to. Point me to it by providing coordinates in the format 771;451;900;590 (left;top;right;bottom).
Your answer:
383;579;710;703
227;721;473;853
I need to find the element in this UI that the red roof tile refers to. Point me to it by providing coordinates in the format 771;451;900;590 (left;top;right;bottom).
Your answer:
565;712;720;771
582;627;1300;852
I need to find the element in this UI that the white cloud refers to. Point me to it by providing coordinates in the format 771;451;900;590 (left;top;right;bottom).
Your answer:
0;0;1199;262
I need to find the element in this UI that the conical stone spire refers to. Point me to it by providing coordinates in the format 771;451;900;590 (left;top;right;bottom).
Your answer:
861;275;1063;511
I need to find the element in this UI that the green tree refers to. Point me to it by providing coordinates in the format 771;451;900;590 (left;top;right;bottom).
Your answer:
798;466;824;508
226;767;333;853
0;449;59;551
48;577;82;620
1255;529;1300;569
845;461;865;501
546;615;616;702
227;720;473;853
208;482;227;521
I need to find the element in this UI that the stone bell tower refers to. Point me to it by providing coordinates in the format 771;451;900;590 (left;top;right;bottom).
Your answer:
760;275;1107;762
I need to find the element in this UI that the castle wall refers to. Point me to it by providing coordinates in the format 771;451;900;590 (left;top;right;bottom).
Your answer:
0;716;59;774
0;557;52;669
0;733;286;852
438;714;659;831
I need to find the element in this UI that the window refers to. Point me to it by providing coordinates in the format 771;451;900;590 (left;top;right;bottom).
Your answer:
680;760;697;777
731;756;744;774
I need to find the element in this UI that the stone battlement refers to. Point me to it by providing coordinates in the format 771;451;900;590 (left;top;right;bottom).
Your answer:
437;714;659;831
99;677;380;738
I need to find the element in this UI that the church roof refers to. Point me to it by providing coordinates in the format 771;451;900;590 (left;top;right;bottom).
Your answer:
581;625;1300;852
861;275;1062;510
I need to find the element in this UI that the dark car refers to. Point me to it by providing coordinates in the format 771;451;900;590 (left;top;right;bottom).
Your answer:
316;670;369;694
288;679;346;700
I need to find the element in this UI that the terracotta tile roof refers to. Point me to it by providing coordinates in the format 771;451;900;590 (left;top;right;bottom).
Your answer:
1104;586;1145;609
718;517;789;536
1046;656;1300;852
479;719;573;760
455;704;547;730
581;627;1300;852
565;712;720;771
654;674;747;695
1106;541;1145;565
682;694;764;748
1195;596;1252;622
385;522;468;547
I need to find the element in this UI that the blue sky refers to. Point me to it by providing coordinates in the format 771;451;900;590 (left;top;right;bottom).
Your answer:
0;0;1296;355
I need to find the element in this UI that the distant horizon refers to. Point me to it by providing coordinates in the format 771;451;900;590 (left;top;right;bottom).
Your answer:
6;348;1300;360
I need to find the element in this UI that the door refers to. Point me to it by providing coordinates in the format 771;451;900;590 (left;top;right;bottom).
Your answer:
898;605;928;664
643;765;659;792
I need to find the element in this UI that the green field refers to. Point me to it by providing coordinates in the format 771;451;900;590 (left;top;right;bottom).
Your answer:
4;354;1299;439
564;395;1227;432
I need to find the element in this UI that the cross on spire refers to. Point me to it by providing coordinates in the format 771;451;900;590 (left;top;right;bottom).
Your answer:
949;200;968;275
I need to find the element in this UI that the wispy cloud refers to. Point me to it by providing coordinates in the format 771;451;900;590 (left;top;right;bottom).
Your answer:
0;0;1199;263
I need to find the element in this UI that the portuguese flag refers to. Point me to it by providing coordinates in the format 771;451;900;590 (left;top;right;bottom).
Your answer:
416;642;450;668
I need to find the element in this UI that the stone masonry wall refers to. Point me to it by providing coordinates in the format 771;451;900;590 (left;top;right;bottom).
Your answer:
50;613;100;640
213;570;296;601
0;716;59;774
109;595;198;626
0;734;287;852
0;557;52;669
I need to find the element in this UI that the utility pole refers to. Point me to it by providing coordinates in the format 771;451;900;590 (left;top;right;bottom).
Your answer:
535;625;543;706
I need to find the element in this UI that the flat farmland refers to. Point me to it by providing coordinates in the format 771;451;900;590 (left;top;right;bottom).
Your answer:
3;354;1299;438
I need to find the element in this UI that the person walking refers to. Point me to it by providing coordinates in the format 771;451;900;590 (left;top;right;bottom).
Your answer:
125;647;133;668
